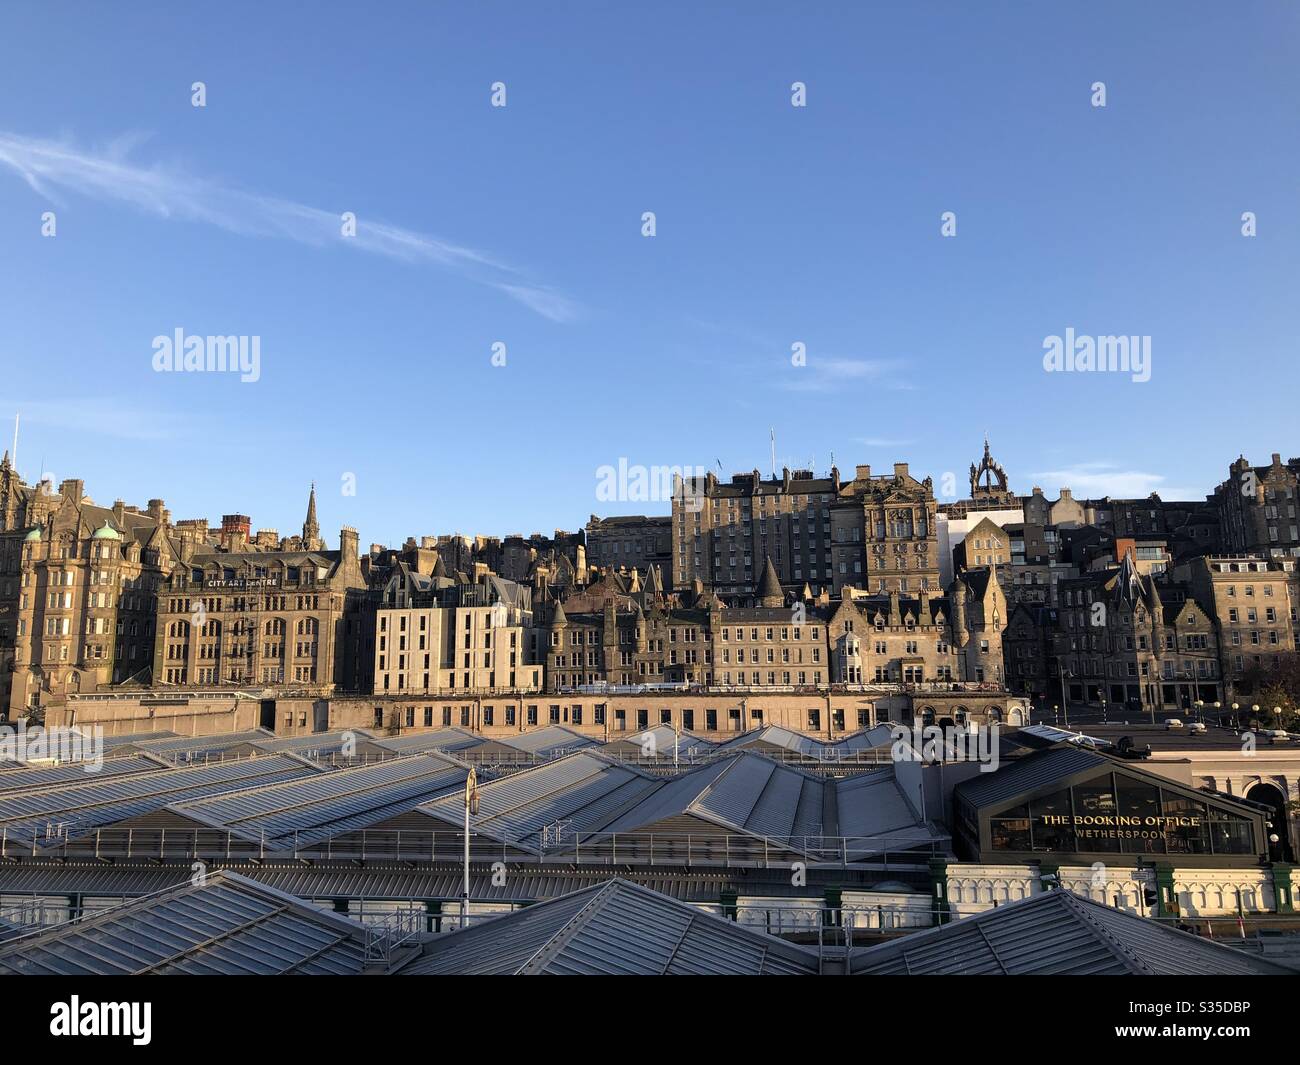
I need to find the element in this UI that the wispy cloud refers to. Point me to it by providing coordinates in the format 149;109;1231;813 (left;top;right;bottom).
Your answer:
1032;463;1173;498
12;398;192;444
0;130;578;322
780;357;907;393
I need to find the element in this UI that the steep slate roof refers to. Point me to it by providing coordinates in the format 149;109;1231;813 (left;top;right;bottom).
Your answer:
400;878;820;975
850;889;1296;975
0;871;372;975
757;556;785;601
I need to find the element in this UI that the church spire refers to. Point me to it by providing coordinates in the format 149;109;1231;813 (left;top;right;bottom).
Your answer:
302;483;320;550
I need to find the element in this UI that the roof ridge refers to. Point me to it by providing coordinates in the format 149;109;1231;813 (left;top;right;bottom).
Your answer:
171;754;463;832
516;880;623;974
1053;890;1158;974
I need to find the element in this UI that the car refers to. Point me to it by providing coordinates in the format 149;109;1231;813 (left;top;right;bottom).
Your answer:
1187;722;1207;735
1163;718;1184;729
1260;729;1290;743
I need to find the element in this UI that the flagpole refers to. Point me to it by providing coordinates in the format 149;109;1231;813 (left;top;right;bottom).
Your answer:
462;765;477;930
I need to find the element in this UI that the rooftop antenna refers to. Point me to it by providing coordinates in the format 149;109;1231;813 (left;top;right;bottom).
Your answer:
770;428;776;479
10;412;17;472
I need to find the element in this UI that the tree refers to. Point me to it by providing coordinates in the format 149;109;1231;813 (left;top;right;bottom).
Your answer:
1238;652;1300;729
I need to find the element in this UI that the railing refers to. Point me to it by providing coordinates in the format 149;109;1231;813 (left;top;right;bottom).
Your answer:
7;824;947;868
361;906;431;963
0;896;79;937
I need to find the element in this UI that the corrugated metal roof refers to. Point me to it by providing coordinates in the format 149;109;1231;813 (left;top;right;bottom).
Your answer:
601;725;717;760
850;889;1295;975
374;729;487;755
0;871;370;975
594;753;940;857
161;754;469;849
0;755;323;849
115;730;275;761
954;745;1109;810
253;730;387;760
0;730;177;771
496;726;599;759
716;725;827;756
715;725;894;759
0;754;172;793
96;730;179;750
401;878;820;975
0;862;742;903
413;752;660;852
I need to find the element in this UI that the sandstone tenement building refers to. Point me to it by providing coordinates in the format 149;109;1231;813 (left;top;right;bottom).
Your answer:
3;445;1300;734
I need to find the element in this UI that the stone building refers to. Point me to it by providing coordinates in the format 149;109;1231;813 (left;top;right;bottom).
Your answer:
832;463;940;595
153;511;369;693
1177;555;1298;697
541;552;1002;693
1022;486;1087;529
1003;603;1052;702
1002;522;1074;606
1215;453;1300;558
2;480;169;717
372;571;542;696
953;515;1012;572
1049;553;1222;712
584;514;671;579
671;466;842;598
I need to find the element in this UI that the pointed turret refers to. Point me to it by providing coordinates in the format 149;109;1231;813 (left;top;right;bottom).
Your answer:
758;556;784;608
551;598;568;626
301;483;321;551
644;564;664;599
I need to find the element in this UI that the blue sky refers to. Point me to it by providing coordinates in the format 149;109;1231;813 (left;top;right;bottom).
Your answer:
1;1;1297;548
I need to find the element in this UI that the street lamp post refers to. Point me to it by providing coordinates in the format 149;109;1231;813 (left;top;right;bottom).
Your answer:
1059;669;1071;729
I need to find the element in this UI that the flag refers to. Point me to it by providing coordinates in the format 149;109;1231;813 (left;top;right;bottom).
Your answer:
465;766;479;816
